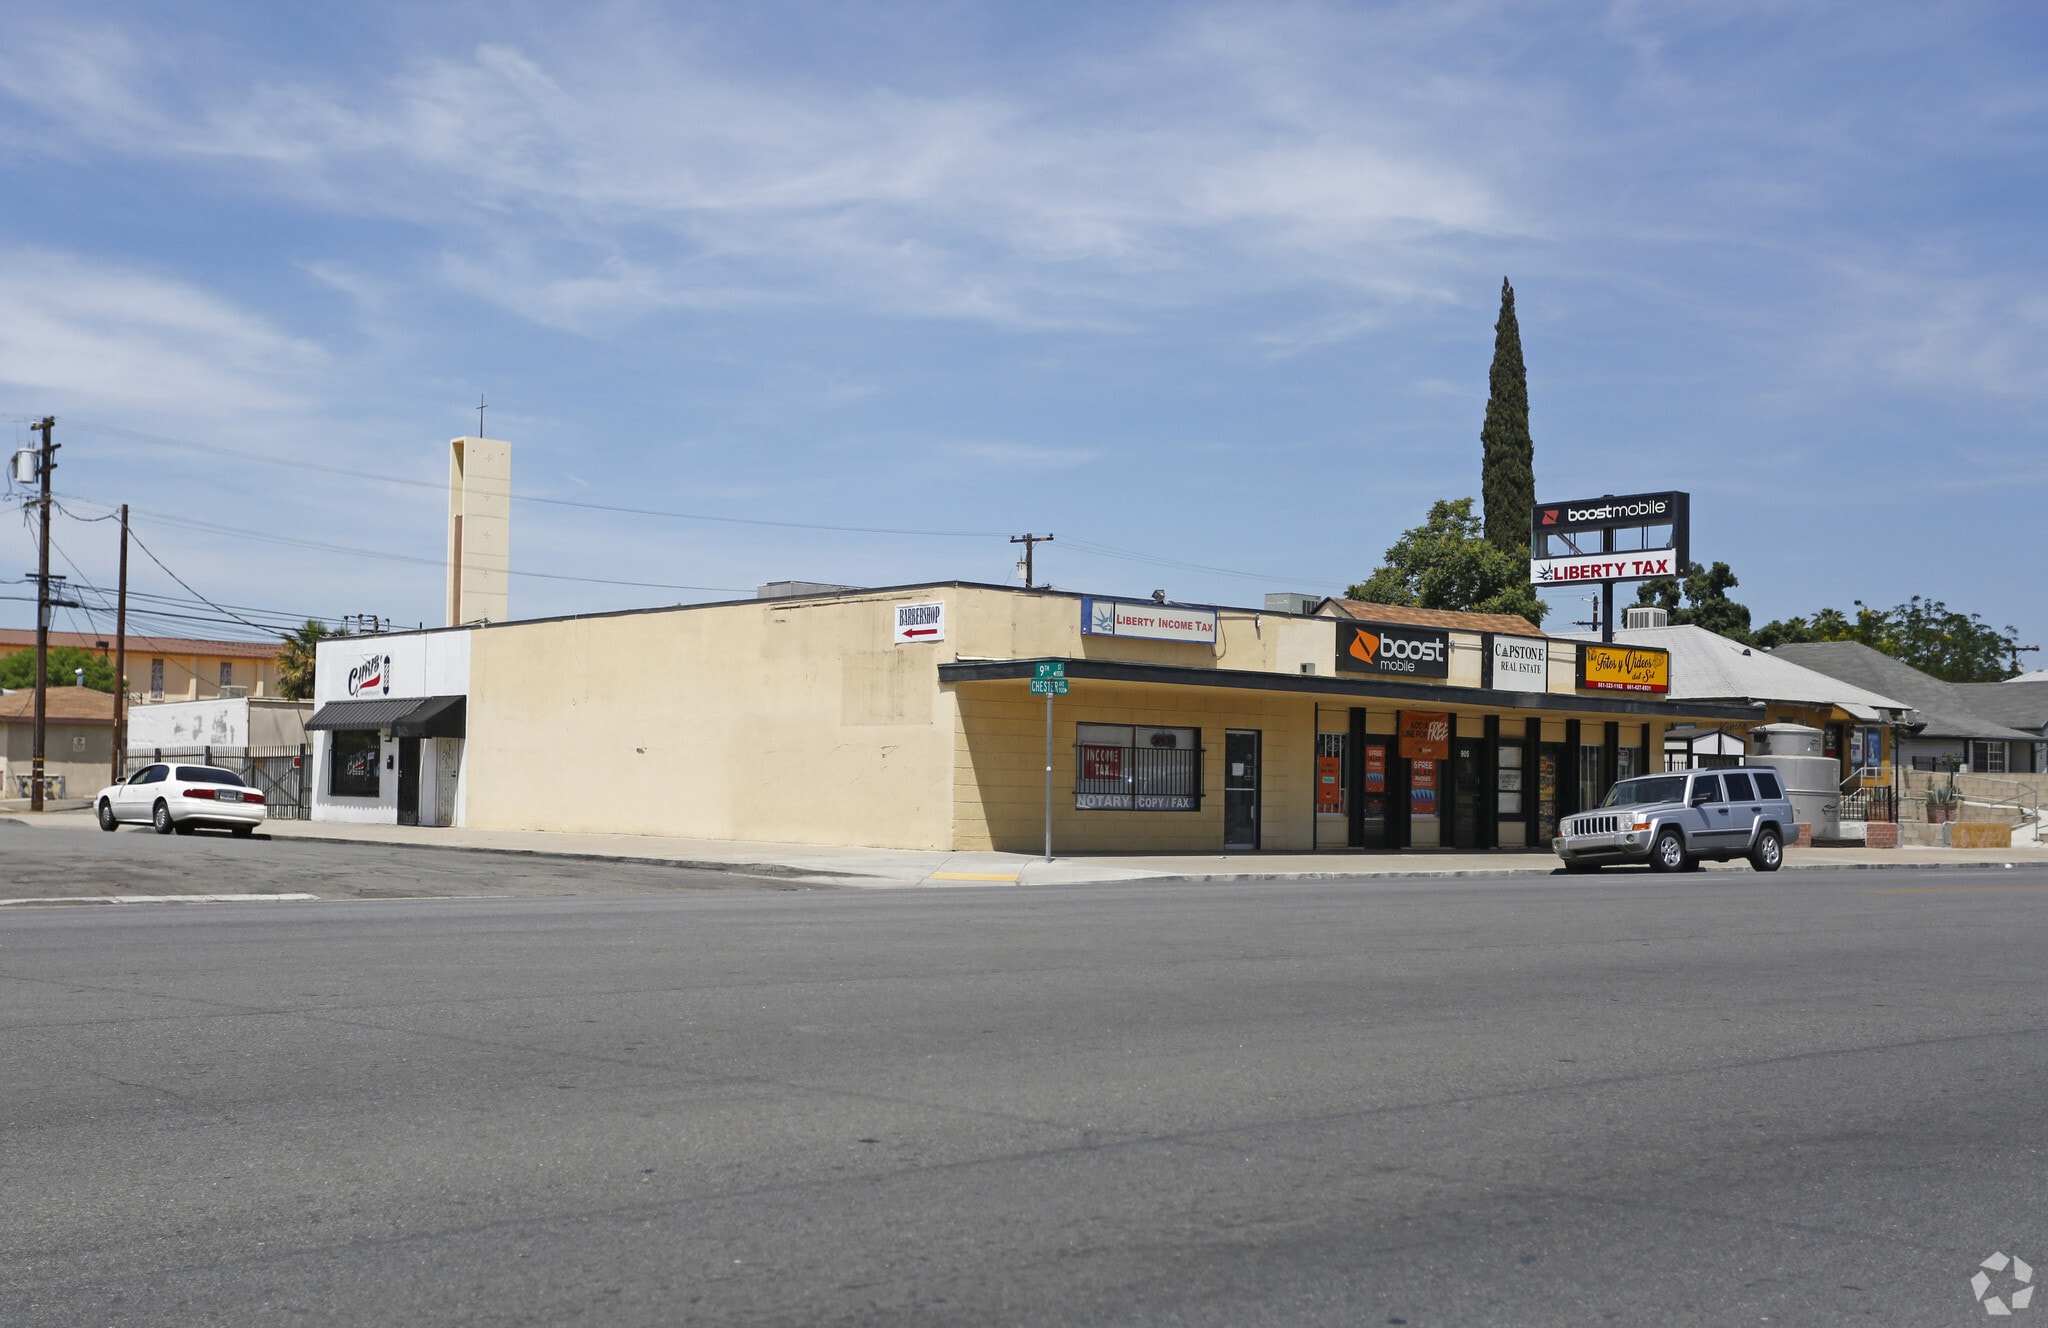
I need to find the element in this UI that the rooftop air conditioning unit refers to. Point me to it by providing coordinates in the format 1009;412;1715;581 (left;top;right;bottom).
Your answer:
1623;605;1669;630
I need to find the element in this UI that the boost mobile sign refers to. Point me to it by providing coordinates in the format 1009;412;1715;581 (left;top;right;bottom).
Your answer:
1335;621;1451;679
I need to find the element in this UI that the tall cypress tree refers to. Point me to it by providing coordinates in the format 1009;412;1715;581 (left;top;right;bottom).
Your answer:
1479;277;1535;557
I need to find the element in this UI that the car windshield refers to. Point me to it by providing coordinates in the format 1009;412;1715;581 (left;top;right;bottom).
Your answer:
1601;775;1687;808
176;766;246;787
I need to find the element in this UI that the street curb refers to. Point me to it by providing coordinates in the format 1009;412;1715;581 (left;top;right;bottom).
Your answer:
261;832;860;885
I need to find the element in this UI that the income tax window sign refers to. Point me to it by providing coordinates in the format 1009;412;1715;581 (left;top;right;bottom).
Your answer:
892;601;946;644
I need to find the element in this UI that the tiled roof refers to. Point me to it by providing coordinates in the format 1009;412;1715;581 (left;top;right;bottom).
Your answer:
1318;599;1545;637
1953;680;2048;734
0;687;117;723
0;629;280;659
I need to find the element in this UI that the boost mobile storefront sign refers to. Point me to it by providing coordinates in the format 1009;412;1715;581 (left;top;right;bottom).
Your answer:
1335;621;1450;679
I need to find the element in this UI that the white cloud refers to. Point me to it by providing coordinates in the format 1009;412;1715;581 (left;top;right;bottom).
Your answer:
0;8;1521;331
0;249;323;415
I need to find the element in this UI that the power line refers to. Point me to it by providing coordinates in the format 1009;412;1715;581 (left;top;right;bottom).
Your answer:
53;418;1004;538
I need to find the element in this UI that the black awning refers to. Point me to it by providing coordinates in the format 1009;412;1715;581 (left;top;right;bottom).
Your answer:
305;695;467;736
394;694;465;738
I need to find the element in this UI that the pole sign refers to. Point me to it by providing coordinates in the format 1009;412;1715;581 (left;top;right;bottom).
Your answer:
1335;621;1450;679
892;601;946;644
1529;491;1689;586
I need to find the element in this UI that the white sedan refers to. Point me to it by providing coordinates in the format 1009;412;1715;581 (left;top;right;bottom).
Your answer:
96;763;268;836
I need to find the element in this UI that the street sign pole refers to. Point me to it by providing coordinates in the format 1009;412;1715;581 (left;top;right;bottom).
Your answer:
1044;686;1053;863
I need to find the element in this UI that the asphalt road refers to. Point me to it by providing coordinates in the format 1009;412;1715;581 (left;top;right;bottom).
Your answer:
3;857;2045;1326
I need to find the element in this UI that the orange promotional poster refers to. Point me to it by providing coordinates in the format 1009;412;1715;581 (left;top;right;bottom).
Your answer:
1398;711;1451;761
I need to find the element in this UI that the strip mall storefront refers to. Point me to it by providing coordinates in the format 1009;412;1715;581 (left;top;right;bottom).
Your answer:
305;583;1756;853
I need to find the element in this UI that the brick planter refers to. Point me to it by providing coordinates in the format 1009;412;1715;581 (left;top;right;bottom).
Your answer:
1864;822;1899;849
1793;822;1813;848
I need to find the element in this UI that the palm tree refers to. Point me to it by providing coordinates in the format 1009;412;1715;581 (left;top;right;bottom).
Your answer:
276;620;345;700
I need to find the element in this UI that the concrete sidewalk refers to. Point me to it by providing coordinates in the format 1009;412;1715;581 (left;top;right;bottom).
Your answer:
10;808;2048;887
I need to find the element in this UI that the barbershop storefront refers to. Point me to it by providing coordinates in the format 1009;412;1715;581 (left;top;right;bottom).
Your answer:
306;629;472;828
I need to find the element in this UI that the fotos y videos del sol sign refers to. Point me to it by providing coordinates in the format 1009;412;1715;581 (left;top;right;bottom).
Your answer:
1335;621;1451;679
1577;643;1671;693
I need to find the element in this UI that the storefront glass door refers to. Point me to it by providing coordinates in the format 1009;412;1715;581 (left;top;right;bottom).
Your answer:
1224;730;1260;849
1449;739;1481;849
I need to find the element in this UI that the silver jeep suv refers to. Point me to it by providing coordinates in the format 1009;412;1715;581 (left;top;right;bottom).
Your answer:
1553;768;1795;873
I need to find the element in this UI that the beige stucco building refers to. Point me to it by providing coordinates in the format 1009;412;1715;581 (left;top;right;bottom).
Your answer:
306;582;1758;852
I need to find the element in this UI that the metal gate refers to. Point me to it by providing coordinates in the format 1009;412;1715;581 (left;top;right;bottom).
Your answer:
246;751;310;820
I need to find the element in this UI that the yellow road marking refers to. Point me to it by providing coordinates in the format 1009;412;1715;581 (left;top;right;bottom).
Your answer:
928;872;1021;882
1868;883;2048;895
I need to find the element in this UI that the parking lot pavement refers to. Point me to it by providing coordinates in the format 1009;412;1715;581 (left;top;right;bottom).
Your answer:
0;820;818;903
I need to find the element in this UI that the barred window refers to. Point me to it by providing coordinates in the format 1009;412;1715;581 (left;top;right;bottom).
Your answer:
1315;732;1348;815
1076;724;1201;811
149;658;164;699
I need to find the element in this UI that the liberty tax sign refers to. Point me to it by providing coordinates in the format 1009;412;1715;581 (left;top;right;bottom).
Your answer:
1080;597;1218;644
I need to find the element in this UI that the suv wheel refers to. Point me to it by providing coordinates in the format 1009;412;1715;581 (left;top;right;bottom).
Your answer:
1749;827;1783;873
1648;828;1689;873
98;800;119;832
152;800;174;835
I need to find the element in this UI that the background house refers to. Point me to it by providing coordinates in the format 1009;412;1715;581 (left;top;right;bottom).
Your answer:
1772;641;2043;775
0;687;113;801
0;630;282;704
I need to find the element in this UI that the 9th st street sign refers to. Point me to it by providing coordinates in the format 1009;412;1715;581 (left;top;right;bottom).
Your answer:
1031;661;1069;694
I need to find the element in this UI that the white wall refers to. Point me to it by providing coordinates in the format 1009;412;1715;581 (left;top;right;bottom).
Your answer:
126;698;247;751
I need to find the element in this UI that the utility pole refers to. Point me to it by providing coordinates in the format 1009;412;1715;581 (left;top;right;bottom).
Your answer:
111;504;129;786
29;416;55;812
1010;533;1054;589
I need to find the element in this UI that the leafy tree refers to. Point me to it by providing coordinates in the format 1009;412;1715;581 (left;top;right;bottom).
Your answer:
276;620;346;700
1350;497;1548;624
1634;561;1753;642
1757;598;2025;682
0;645;119;693
1479;277;1535;558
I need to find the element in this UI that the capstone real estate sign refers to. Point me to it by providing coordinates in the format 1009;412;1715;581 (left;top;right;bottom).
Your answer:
1080;597;1218;644
1489;635;1550;689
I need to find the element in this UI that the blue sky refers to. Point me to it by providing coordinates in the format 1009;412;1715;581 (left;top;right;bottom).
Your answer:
0;1;2043;654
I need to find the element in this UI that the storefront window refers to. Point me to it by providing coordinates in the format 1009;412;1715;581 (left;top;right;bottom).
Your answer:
1615;745;1642;783
329;730;382;798
1315;733;1347;815
1076;724;1200;811
1578;743;1605;812
1496;742;1524;815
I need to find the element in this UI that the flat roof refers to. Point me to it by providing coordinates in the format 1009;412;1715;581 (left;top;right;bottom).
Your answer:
939;658;1762;721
